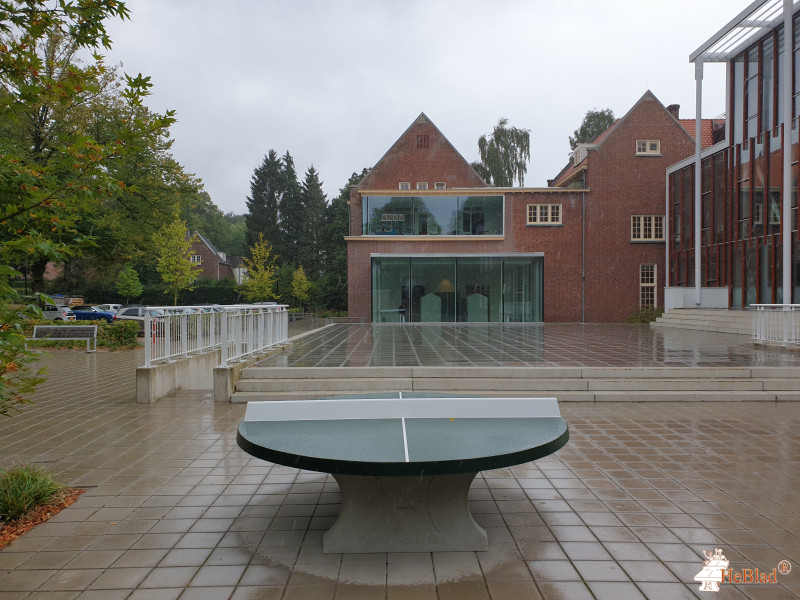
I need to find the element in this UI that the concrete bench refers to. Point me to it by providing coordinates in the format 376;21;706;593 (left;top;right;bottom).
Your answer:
27;325;97;353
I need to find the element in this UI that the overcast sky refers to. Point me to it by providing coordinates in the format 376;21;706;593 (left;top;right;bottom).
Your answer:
104;0;746;214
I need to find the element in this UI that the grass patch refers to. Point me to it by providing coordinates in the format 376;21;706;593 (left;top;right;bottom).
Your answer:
0;464;64;522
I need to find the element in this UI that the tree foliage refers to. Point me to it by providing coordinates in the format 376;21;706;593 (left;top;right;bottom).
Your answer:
471;118;531;187
245;150;283;257
278;151;303;265
115;264;142;304
299;165;327;277
240;233;279;303
152;218;201;305
0;0;175;413
291;265;310;310
569;108;615;151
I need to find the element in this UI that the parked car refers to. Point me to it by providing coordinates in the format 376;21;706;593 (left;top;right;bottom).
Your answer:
95;303;122;313
42;304;76;321
113;306;165;335
72;305;116;323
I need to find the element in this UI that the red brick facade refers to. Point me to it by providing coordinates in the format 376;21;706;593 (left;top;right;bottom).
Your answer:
190;233;235;281
347;97;700;322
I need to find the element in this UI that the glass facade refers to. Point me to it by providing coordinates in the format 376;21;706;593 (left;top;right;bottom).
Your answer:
371;256;542;323
363;195;503;236
669;15;800;306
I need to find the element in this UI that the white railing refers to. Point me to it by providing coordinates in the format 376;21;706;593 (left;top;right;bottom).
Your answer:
143;304;289;367
752;304;800;345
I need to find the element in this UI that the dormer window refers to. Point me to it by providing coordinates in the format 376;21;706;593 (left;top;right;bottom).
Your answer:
417;182;428;190
434;182;447;190
399;182;410;190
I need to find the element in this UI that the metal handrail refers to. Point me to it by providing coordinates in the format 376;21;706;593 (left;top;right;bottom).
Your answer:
143;304;289;367
751;304;800;344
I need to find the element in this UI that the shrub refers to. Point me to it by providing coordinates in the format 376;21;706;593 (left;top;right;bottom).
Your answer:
98;320;139;349
0;464;64;522
624;307;664;323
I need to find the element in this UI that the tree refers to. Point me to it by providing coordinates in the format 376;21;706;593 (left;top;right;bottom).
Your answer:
245;150;283;257
569;108;615;151
471;118;531;187
291;265;311;310
277;151;303;265
299;165;327;277
240;233;279;303
318;169;368;311
116;265;143;304
152;218;201;305
0;0;174;414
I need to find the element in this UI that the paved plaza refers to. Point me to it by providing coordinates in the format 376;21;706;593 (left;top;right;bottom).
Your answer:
0;324;799;599
262;323;800;368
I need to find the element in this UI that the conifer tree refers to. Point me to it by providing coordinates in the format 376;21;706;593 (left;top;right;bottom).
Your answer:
245;150;283;255
299;166;327;277
277;151;304;265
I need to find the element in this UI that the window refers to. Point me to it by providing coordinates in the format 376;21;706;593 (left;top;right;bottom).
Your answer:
527;203;562;225
190;254;202;264
631;215;665;241
636;139;661;155
363;195;503;236
399;182;410;190
640;264;656;308
416;134;429;148
434;182;447;190
416;182;428;190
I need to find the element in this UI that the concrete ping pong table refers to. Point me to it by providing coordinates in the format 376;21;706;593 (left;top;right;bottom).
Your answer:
236;393;569;553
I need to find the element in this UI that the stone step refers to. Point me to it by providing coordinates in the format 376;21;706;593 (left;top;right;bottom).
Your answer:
235;377;772;393
231;390;800;403
241;366;768;380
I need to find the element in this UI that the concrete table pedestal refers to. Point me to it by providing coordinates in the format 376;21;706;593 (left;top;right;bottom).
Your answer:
325;472;486;553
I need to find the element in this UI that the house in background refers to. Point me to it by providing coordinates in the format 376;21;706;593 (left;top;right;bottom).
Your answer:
346;99;712;323
667;0;799;310
549;91;717;320
189;232;235;281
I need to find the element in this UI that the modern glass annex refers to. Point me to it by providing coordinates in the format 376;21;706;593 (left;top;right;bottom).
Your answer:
362;195;504;236
371;255;543;323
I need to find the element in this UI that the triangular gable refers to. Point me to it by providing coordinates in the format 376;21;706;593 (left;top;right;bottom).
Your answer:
594;90;694;150
359;113;487;190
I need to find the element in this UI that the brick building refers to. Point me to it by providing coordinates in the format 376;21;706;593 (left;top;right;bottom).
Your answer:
189;232;235;281
549;91;717;321
346;98;712;323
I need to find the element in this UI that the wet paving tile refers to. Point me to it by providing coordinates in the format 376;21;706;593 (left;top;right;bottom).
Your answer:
0;331;798;598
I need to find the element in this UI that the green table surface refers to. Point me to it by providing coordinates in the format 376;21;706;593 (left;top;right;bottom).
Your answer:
237;416;569;477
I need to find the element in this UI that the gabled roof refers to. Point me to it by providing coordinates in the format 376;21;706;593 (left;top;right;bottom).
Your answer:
192;232;230;264
550;91;716;187
358;113;487;190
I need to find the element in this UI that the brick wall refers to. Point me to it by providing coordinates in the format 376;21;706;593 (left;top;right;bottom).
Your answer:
580;94;696;321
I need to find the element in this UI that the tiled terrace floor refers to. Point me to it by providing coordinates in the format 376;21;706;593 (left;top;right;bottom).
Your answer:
261;323;800;368
0;327;799;599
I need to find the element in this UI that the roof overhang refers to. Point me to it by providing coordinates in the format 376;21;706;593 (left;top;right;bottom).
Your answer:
690;0;800;63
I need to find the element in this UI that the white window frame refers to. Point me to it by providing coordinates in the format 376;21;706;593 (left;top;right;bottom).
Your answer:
434;182;447;190
416;182;428;190
631;215;665;241
527;203;562;225
635;139;661;155
190;254;202;264
399;182;411;190
640;264;657;308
